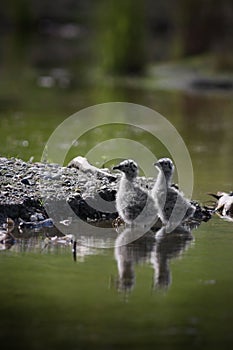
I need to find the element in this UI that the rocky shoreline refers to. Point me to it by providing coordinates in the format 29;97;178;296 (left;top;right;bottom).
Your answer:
0;156;211;233
0;157;118;227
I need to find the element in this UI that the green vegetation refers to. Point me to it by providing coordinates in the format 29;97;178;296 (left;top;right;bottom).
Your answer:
94;0;146;75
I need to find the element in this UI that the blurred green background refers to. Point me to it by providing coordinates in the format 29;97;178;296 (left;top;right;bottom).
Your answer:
0;2;233;349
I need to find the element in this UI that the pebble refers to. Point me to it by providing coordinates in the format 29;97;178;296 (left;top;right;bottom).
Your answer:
21;177;34;186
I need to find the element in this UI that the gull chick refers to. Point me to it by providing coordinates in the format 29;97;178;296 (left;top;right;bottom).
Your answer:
113;160;158;227
151;158;195;230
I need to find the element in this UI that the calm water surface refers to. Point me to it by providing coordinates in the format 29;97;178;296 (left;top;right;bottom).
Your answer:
0;36;233;349
1;216;233;349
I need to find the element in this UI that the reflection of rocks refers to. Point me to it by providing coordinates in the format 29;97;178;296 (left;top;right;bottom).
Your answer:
114;225;193;292
9;235;99;261
0;218;15;251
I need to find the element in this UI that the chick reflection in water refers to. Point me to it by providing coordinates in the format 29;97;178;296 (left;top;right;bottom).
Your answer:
151;226;193;290
114;226;155;293
114;225;193;293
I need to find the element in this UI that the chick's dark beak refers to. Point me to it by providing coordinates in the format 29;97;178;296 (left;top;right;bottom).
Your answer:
112;165;120;171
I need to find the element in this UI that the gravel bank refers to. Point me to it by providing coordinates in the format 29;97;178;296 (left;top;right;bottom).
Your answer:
0;157;116;226
0;157;156;228
0;157;211;231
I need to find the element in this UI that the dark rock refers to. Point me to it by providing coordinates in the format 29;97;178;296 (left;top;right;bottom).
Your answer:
191;200;213;222
21;177;34;186
5;173;13;178
98;187;116;202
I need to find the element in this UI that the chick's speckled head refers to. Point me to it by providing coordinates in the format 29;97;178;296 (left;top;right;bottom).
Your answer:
154;158;174;176
113;159;138;179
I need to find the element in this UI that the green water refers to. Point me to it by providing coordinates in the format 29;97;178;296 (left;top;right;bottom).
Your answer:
0;33;233;349
1;217;233;349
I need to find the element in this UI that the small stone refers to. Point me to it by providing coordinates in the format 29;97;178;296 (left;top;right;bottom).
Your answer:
5;173;13;178
30;214;38;222
21;177;34;186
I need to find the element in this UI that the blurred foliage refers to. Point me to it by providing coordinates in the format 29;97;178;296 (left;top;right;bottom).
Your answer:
0;0;232;73
93;0;146;75
177;0;233;68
